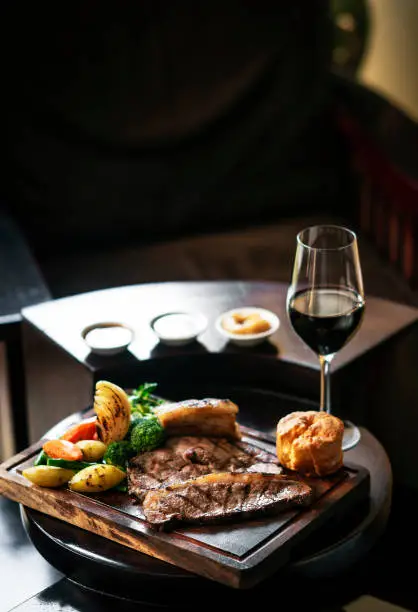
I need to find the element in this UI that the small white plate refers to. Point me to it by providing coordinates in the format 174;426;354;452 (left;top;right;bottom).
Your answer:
81;322;134;356
150;311;208;346
342;420;362;451
215;307;280;347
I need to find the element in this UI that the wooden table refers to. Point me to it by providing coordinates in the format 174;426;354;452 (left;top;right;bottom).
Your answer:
21;281;418;490
21;280;418;375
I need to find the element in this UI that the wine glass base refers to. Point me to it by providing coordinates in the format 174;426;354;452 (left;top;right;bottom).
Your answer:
342;420;361;451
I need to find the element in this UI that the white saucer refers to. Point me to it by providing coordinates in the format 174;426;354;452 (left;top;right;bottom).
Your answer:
81;322;134;356
342;420;362;451
150;311;208;346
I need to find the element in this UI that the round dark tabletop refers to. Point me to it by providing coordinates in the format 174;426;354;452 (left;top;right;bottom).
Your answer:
22;423;391;603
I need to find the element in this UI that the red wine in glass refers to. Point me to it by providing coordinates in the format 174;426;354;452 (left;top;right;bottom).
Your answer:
287;226;365;450
288;286;365;356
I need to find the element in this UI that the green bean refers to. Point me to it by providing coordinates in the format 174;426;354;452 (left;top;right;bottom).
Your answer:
34;450;48;466
46;458;96;471
113;481;128;493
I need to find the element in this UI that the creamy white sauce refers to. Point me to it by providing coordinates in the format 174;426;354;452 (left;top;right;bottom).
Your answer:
153;314;200;340
85;326;132;349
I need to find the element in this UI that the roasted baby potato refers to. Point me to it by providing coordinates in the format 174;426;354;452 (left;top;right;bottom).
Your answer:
76;440;107;462
68;464;125;493
94;380;131;444
22;466;75;488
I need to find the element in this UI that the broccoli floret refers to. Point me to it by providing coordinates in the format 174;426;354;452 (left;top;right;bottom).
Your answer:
127;413;149;437
130;417;165;453
103;441;135;469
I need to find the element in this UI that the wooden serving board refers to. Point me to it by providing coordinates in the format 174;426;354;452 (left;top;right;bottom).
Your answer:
0;419;369;589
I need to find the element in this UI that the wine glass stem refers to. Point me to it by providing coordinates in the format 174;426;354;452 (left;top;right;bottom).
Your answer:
319;355;332;413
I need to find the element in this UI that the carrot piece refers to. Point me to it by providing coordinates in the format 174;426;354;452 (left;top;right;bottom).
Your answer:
61;419;98;443
43;439;83;461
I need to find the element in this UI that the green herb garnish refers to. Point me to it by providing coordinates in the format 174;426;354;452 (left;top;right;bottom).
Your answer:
128;382;164;416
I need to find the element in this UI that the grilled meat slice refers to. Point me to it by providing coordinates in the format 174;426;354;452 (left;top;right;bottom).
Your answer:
142;472;313;529
154;399;241;439
127;436;281;501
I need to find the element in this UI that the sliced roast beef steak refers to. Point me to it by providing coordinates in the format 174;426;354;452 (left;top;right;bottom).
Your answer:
142;472;313;529
128;436;281;501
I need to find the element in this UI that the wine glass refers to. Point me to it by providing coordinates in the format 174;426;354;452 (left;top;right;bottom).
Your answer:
287;225;365;451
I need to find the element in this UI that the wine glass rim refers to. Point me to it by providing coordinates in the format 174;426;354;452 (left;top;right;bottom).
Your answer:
296;225;357;252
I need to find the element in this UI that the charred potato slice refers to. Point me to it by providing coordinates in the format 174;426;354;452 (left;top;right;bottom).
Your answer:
68;464;126;493
22;466;75;488
76;440;107;462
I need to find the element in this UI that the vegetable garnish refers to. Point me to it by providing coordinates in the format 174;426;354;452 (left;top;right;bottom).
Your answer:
61;418;98;443
113;481;128;493
43;439;83;462
128;382;164;416
127;413;148;437
23;466;76;488
46;458;96;471
68;464;126;493
94;381;131;444
130;417;165;453
76;440;107;463
103;441;135;470
34;450;48;466
25;380;168;490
